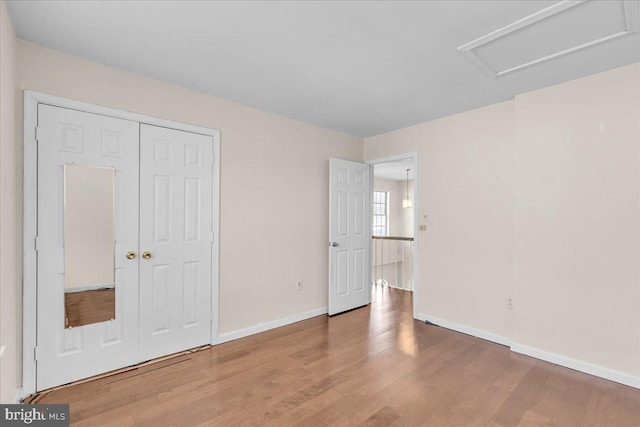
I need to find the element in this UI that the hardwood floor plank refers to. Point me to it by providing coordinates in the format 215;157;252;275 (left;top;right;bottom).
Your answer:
455;384;512;427
262;389;344;427
345;373;426;426
494;355;536;392
517;411;551;427
490;364;553;426
359;406;401;426
609;384;640;427
75;413;137;427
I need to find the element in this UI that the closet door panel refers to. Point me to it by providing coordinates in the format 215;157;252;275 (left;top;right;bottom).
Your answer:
36;105;140;391
139;124;213;361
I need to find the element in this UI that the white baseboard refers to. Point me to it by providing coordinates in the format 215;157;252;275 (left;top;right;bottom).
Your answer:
416;312;640;390
417;313;512;347
511;343;640;389
215;307;328;345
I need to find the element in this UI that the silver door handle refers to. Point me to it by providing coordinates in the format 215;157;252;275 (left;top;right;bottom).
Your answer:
331;242;339;247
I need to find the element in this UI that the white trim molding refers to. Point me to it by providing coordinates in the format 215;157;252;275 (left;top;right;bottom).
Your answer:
22;90;221;399
417;313;512;347
458;0;640;78
216;307;328;345
511;343;640;390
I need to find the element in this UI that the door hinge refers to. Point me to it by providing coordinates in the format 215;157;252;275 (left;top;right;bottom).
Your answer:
33;346;39;361
210;232;214;243
211;154;215;165
35;126;41;142
34;236;40;251
210;311;214;321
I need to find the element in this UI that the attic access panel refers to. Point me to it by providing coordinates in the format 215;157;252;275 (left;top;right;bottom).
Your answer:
458;0;640;77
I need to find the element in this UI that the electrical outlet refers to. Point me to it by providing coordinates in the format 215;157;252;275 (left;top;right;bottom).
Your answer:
297;280;303;290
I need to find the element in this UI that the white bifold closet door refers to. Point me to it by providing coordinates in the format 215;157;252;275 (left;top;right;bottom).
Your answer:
138;124;214;362
36;105;141;390
36;105;214;391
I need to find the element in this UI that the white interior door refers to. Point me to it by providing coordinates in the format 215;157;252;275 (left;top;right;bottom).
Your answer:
139;124;214;362
329;158;372;315
36;105;140;390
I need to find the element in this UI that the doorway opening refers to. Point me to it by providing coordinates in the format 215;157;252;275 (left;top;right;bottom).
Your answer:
366;153;418;319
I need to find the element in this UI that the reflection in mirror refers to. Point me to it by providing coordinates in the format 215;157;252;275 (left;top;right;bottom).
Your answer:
64;164;116;328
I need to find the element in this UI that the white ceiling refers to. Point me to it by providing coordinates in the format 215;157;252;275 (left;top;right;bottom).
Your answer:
7;0;640;137
373;158;415;182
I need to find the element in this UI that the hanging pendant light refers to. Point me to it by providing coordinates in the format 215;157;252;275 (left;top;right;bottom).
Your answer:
402;168;413;209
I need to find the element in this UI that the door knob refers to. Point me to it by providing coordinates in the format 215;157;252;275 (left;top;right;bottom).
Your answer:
142;251;152;259
126;251;136;260
331;242;339;247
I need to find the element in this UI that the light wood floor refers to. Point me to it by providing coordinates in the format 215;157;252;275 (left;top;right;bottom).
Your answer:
37;286;640;426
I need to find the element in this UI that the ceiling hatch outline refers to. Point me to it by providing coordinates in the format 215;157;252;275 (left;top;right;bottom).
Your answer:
458;0;640;78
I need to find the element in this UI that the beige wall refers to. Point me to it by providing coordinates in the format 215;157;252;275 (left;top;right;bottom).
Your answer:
365;100;514;339
365;63;640;381
512;64;640;376
0;0;19;403
4;40;361;399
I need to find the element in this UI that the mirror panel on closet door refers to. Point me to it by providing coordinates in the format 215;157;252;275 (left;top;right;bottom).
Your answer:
63;164;116;328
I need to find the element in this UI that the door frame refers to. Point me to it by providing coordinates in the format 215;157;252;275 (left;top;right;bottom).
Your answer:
22;91;221;398
365;152;419;319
